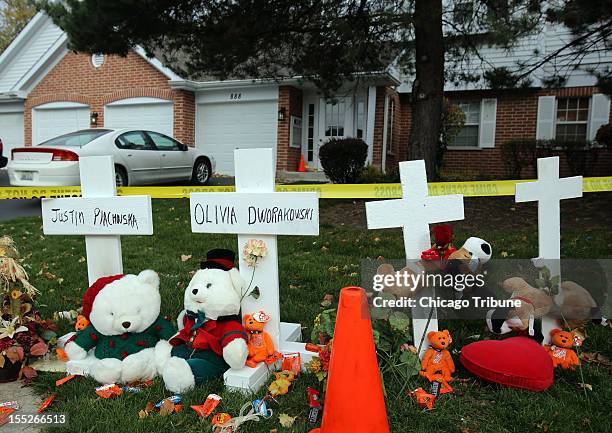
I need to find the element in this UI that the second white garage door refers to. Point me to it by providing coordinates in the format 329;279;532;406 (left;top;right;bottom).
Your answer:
197;100;277;175
105;98;174;138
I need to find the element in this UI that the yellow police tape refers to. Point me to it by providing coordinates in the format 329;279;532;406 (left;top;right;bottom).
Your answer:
0;177;610;200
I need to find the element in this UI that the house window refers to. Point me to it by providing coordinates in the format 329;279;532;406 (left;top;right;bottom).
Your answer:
450;101;480;147
555;97;589;141
324;100;345;137
290;116;302;148
355;97;366;139
306;103;315;162
386;98;395;154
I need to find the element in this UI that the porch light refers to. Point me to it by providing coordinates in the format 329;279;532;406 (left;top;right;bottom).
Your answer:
90;112;99;126
278;107;286;121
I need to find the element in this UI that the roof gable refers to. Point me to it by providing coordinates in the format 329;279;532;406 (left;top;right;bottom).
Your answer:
0;13;183;98
0;12;65;96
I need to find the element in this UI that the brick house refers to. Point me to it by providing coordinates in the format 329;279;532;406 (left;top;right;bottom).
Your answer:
0;12;610;179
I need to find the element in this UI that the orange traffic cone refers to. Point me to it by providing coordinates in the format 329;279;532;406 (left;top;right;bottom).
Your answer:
310;287;390;433
298;154;306;172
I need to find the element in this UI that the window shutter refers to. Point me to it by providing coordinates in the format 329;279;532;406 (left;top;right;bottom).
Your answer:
478;98;497;148
536;96;556;140
589;93;611;140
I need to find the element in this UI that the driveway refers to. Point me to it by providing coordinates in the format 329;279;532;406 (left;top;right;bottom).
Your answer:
0;169;41;221
0;170;234;222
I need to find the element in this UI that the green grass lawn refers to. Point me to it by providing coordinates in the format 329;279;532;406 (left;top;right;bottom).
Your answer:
1;198;611;433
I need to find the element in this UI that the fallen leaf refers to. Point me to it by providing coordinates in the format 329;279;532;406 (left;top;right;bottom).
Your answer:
78;256;86;263
45;272;57;280
278;413;296;428
159;399;175;416
578;383;593;391
138;410;148;419
500;251;509;258
145;402;155;412
181;254;192;262
0;355;5;368
580;352;612;366
373;237;381;242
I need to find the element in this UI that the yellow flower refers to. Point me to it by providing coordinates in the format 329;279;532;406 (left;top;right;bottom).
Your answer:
10;290;22;300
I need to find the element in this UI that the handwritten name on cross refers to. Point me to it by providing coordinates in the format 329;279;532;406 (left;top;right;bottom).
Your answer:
41;156;153;285
190;148;319;391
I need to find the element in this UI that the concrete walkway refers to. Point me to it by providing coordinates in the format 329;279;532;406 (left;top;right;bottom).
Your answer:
0;381;42;432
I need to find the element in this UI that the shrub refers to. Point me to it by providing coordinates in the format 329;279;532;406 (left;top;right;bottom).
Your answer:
595;123;612;149
319;138;368;183
538;139;599;176
356;165;400;183
500;139;538;179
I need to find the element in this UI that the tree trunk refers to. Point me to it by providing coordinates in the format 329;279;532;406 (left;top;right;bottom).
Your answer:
408;0;444;180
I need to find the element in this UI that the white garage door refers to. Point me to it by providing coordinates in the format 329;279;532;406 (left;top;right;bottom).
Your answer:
0;105;24;158
105;98;174;137
197;100;278;175
32;102;90;144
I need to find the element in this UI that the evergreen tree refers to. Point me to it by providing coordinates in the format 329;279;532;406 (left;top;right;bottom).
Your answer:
39;0;611;177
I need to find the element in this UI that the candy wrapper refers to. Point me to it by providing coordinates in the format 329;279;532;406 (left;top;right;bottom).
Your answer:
191;393;221;418
56;374;78;387
307;387;322;424
0;408;16;426
409;387;435;410
38;394;57;413
212;412;232;426
281;353;301;375
0;402;20;410
95;384;123;399
252;399;272;418
155;395;182;409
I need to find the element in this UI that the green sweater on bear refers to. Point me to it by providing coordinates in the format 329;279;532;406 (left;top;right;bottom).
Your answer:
71;316;175;360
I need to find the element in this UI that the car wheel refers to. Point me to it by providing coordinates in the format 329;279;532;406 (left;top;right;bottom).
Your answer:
192;159;211;185
115;166;128;187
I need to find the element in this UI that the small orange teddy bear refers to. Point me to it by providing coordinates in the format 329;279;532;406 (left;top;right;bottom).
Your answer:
544;329;580;369
420;329;455;393
244;311;280;368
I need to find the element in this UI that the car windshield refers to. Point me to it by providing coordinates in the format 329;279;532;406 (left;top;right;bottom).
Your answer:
37;130;112;147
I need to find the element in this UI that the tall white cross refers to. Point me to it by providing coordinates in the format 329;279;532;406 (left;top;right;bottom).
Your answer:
515;156;582;341
41;156;154;285
366;160;464;357
190;148;320;391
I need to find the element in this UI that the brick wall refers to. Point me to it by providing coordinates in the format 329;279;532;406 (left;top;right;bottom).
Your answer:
24;51;195;145
371;86;388;168
276;86;302;171
395;87;612;178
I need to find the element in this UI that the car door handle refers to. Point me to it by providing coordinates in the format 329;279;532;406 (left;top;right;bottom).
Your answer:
161;154;167;157
127;154;133;157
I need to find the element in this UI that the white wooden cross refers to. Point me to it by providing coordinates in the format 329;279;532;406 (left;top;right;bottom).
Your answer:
515;156;582;342
190;148;320;391
366;160;464;358
41;156;154;285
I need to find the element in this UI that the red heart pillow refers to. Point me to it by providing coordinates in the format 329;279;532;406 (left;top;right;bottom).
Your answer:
460;337;553;391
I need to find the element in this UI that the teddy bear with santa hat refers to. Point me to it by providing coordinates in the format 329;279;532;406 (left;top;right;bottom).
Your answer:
64;270;175;384
157;249;249;393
